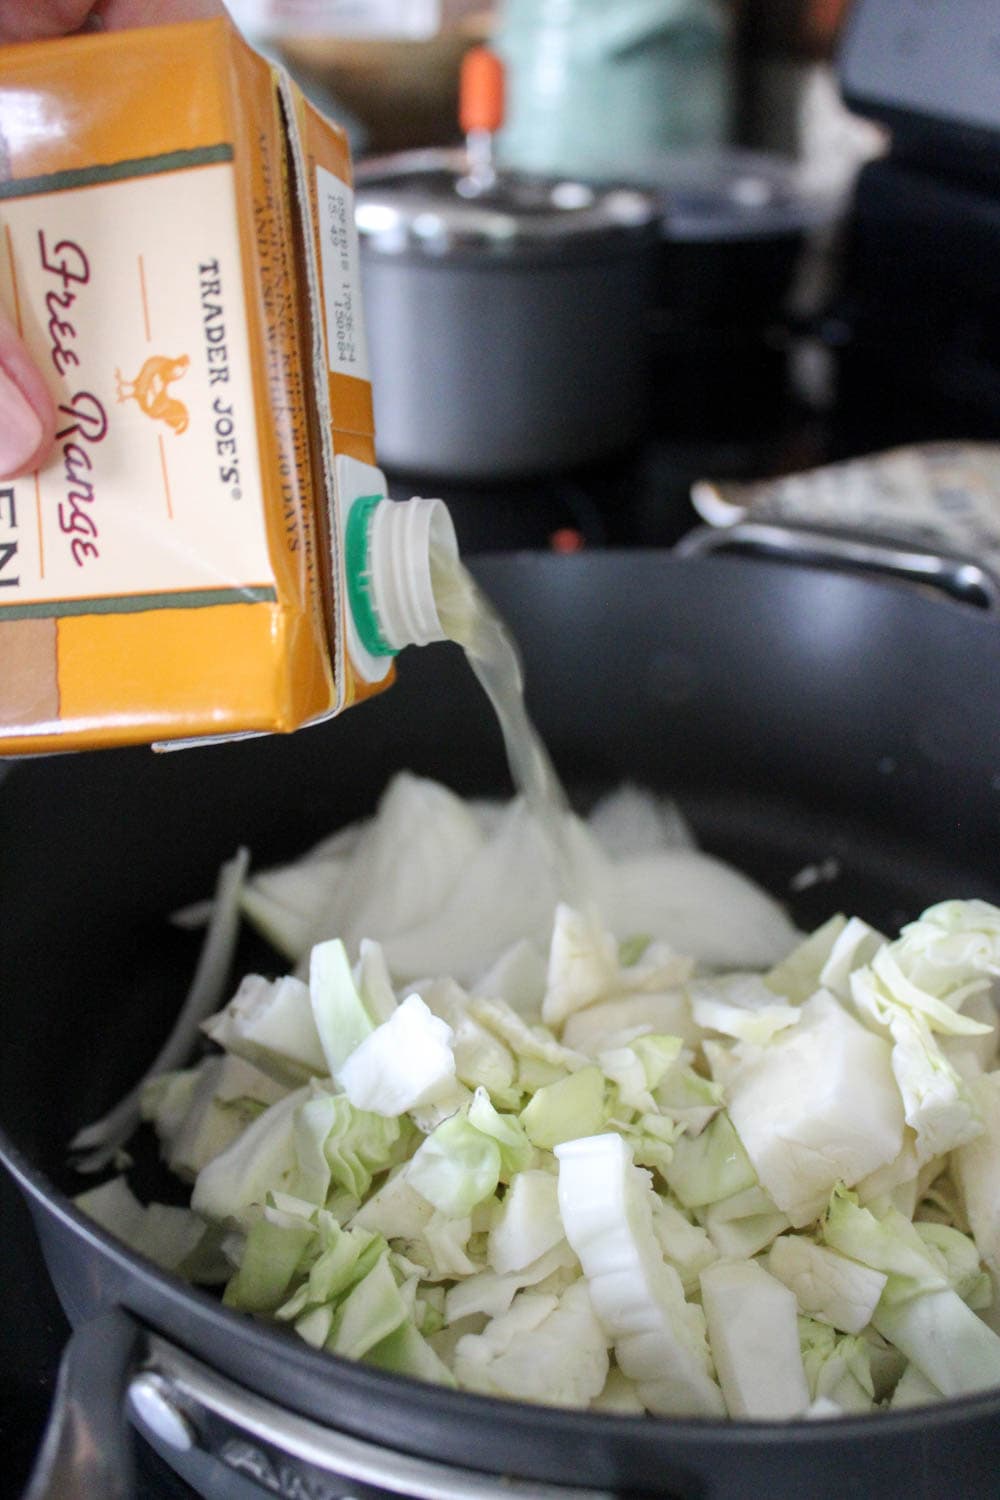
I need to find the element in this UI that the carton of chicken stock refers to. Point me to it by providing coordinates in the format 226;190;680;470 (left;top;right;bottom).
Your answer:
0;15;387;752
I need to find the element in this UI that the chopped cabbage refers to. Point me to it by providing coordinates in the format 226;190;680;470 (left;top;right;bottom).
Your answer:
203;973;327;1085
309;939;374;1077
700;1258;810;1418
541;903;621;1028
952;1072;1000;1306
702;1184;788;1260
797;1316;875;1413
521;1066;606;1150
144;1053;289;1180
555;1133;725;1416
487;1169;565;1274
768;1233;887;1334
69;777;1000;1420
406;1108;502;1217
687;972;801;1047
452;1281;609;1407
337;993;456;1117
822;1185;1000;1396
725;991;905;1227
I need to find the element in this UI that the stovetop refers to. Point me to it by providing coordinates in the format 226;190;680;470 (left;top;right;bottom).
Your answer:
2;1171;66;1498
0;1171;200;1499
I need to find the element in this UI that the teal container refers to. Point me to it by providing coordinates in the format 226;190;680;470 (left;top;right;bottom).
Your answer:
495;0;732;182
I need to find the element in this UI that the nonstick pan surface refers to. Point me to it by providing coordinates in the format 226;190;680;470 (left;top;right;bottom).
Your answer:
3;552;1000;1499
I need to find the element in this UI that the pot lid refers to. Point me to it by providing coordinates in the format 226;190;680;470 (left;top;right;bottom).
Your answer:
635;148;841;242
354;148;658;261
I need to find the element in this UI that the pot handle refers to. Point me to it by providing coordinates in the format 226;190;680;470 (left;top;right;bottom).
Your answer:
127;1329;668;1500
22;1306;139;1500
674;520;1000;614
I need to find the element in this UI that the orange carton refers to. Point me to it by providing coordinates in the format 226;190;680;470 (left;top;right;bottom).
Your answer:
0;14;390;752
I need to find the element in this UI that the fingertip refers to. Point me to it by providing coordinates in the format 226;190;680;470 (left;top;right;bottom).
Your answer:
0;364;55;479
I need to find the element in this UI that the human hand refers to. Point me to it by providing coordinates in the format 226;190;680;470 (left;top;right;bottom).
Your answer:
0;0;223;43
0;0;225;478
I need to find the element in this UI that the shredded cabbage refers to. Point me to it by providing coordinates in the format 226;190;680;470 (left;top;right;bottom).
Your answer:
71;777;1000;1419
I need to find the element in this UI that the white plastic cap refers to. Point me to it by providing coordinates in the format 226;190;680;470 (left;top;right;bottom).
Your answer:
345;492;459;682
369;495;458;648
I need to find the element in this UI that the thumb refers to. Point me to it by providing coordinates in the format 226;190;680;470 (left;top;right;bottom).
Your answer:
0;303;57;479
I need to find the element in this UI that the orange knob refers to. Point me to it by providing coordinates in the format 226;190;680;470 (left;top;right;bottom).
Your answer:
459;46;505;135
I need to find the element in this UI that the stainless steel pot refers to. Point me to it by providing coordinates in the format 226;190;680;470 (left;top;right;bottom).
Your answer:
354;150;658;480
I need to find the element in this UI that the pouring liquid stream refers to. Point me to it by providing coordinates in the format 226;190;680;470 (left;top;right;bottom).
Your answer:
430;546;585;905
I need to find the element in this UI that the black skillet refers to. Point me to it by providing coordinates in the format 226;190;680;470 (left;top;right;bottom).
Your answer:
3;550;1000;1500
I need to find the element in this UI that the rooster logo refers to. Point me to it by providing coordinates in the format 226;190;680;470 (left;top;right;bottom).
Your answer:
114;354;190;435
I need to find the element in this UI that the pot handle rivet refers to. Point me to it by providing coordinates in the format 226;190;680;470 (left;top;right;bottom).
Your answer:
127;1372;196;1454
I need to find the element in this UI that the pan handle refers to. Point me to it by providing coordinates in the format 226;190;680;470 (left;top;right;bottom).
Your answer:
127;1329;669;1500
674;521;1000;614
22;1306;139;1500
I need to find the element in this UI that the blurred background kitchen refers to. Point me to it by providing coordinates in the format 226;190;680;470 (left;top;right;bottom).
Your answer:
229;0;1000;553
